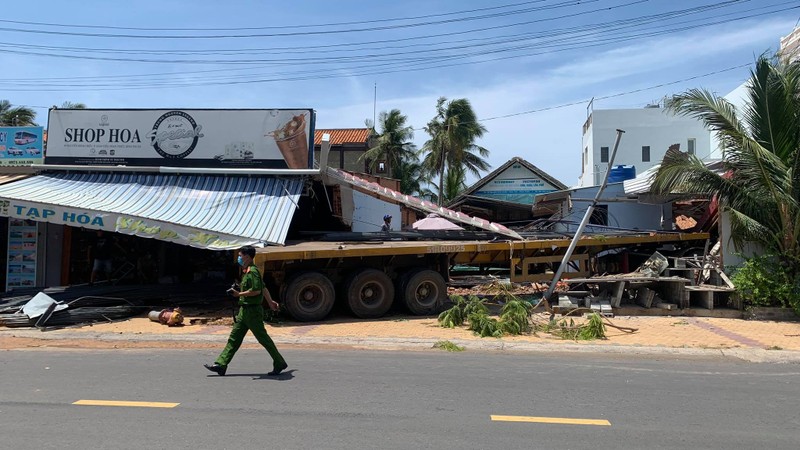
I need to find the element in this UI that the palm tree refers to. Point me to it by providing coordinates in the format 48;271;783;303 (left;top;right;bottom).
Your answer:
422;97;490;205
651;54;800;276
441;164;467;205
360;109;416;178
0;100;36;126
395;157;431;197
60;101;87;109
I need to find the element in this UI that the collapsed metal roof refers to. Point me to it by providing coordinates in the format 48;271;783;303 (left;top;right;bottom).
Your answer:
323;167;523;240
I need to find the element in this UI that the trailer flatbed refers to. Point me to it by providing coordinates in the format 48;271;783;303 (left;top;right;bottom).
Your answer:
255;231;709;322
257;232;709;261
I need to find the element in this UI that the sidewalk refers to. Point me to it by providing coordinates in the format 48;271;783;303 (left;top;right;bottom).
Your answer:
2;313;800;363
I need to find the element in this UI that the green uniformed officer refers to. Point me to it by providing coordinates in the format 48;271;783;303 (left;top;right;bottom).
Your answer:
205;245;287;376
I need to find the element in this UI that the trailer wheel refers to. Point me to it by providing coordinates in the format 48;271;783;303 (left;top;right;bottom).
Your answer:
282;271;335;322
402;269;446;315
344;268;394;318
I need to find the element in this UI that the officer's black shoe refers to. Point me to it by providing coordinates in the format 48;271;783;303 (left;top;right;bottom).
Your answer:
268;362;288;376
204;363;227;376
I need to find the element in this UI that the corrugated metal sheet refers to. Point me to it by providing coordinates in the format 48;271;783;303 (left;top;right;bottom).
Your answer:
623;165;659;195
0;173;31;185
623;160;725;195
325;167;522;240
0;173;303;249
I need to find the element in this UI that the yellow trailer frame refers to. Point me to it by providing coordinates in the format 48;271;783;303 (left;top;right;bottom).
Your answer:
255;232;709;284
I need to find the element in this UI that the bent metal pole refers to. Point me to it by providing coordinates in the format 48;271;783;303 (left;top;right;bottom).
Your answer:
541;129;625;303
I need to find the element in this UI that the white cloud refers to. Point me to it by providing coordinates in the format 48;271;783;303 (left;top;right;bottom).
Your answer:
313;17;795;185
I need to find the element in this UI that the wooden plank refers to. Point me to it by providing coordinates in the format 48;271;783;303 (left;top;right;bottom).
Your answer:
611;281;626;308
565;276;688;283
685;285;735;292
716;269;735;289
635;288;656;308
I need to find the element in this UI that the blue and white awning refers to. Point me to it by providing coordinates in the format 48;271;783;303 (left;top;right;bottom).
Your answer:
0;172;304;249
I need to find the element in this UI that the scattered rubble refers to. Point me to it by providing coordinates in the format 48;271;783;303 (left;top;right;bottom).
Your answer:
148;308;185;326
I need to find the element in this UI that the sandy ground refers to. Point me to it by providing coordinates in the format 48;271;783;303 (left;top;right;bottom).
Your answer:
2;311;800;352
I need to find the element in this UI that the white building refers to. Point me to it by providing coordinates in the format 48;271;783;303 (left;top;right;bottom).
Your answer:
780;25;800;63
579;106;713;187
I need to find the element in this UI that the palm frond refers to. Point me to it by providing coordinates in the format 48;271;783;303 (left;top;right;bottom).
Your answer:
666;88;747;155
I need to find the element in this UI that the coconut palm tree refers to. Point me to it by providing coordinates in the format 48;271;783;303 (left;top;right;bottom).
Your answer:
360;109;416;177
0;100;37;126
422;97;490;205
395;157;431;198
441;164;467;205
651;54;800;275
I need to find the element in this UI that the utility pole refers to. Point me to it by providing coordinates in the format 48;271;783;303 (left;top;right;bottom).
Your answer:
541;129;626;305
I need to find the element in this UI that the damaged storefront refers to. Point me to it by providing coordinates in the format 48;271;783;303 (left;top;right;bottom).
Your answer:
0;108;317;297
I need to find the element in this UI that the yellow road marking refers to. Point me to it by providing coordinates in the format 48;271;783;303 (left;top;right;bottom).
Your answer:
491;415;611;426
73;400;179;408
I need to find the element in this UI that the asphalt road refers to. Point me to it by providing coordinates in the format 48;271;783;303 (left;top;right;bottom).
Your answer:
1;347;798;449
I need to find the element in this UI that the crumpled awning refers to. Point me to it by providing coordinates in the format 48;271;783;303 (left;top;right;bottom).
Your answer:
0;172;32;185
0;172;304;249
324;168;522;240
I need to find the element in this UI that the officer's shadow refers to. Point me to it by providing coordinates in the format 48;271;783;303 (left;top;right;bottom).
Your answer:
221;369;296;381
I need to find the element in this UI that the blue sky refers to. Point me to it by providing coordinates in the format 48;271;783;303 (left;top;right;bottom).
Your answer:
1;0;797;186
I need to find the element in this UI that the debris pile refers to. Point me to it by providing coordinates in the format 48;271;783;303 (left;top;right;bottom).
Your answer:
0;281;230;330
0;292;145;329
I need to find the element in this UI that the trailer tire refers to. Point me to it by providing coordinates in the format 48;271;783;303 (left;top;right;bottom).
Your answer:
402;269;446;315
344;268;394;318
282;271;335;322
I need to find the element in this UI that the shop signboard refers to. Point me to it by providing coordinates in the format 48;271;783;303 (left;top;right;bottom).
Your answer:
6;218;37;290
4;201;116;230
46;108;315;169
1;199;258;250
0;126;44;167
474;163;560;205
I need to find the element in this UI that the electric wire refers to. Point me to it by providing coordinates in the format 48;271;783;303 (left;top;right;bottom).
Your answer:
0;0;609;39
0;0;765;59
0;3;791;91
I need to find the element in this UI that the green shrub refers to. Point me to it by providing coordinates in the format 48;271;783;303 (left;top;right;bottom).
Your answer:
464;297;489;317
467;311;502;337
578;313;606;340
538;313;606;341
731;255;800;314
433;340;465;352
438;296;468;328
438;305;465;328
498;299;532;335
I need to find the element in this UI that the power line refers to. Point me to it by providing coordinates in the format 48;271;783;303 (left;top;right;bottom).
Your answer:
0;0;758;59
0;5;790;91
479;64;752;122
0;0;563;31
0;3;786;80
0;0;608;39
11;63;758;135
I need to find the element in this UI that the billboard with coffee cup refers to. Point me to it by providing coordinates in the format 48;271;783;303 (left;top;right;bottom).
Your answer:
46;108;315;169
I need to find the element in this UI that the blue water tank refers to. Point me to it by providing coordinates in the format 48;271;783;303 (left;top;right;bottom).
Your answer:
607;165;636;183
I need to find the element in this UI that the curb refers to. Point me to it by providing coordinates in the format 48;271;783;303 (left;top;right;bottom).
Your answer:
3;329;800;364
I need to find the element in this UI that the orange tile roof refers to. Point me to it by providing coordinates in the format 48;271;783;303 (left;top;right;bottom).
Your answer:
314;128;370;146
